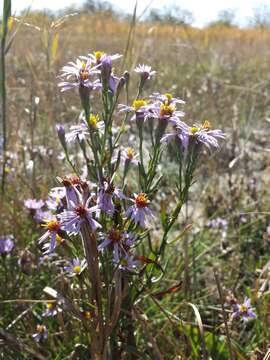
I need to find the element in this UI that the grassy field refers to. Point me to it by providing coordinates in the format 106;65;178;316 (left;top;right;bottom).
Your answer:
1;8;270;359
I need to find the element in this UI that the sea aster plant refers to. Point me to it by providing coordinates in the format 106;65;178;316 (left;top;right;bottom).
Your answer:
126;193;155;228
231;297;257;322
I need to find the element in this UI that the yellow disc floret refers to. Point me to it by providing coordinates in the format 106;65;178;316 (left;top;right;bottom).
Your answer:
94;51;105;62
160;103;175;117
239;304;248;313
135;193;149;208
126;147;135;159
132;99;147;111
73;265;81;274
89;114;100;128
202;120;211;130
164;93;173;101
42;219;60;232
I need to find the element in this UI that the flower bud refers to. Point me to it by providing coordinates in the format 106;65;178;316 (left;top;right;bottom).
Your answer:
56;124;67;150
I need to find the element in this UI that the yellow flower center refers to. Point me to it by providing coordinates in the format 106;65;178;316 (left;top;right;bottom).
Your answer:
160;103;175;117
126;147;135;159
108;229;123;243
135;193;148;208
56;234;63;245
73;265;81;274
190;127;199;134
164;93;173;101
133;99;147;111
47;302;54;310
89;114;99;128
239;304;248;313
83;311;91;319
36;325;46;333
94;51;105;61
202;120;211;130
79;68;89;81
42;219;60;232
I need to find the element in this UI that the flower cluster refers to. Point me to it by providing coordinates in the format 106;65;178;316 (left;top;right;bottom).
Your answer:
31;50;226;349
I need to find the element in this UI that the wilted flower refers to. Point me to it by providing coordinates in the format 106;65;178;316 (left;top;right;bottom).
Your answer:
58;58;101;92
134;64;156;80
32;325;48;342
0;237;14;254
97;180;124;215
98;228;136;264
126;193;155;228
64;258;87;277
231;297;257;322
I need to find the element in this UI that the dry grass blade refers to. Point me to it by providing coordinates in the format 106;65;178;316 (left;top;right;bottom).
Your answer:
187;302;207;360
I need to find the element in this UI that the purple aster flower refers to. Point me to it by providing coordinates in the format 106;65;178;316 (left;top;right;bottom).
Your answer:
98;228;136;264
162;120;225;151
65;121;89;143
24;198;44;210
32;325;48;342
149;92;185;105
160;124;189;149
34;210;54;224
149;101;185;126
121;147;139;166
64;258;87;277
118;99;154;122
119;254;138;271
97;180;125;215
58;58;101;92
0;237;14;254
232;297;257;322
134;64;156;80
188;122;225;149
39;252;58;266
87;51;122;66
38;216;63;253
58;193;101;234
126;193;155;228
42;301;61;317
